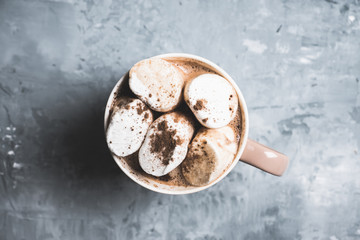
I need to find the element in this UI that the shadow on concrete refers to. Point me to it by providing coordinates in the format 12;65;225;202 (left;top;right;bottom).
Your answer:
54;82;156;205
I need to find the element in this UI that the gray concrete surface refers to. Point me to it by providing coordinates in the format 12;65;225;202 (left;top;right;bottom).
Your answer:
1;0;360;239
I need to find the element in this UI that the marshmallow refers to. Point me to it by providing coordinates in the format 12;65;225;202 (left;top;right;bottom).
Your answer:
139;112;195;177
106;98;153;157
129;58;185;112
181;126;238;186
184;73;238;128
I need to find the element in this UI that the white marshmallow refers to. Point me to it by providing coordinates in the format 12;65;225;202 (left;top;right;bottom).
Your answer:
184;73;238;128
181;126;238;186
139;112;195;177
106;98;153;157
129;58;184;112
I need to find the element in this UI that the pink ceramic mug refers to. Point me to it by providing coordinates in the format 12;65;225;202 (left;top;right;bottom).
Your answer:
104;53;289;194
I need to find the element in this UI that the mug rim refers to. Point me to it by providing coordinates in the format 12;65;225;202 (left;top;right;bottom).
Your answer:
104;53;249;194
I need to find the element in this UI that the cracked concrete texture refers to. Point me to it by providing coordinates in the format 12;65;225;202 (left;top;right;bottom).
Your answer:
1;0;360;239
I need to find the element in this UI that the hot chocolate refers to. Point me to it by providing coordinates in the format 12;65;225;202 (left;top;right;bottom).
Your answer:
106;57;244;187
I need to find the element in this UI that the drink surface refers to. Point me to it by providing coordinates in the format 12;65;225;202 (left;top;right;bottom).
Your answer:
108;57;243;187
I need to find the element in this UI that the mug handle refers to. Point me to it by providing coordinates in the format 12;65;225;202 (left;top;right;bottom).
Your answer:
240;139;289;176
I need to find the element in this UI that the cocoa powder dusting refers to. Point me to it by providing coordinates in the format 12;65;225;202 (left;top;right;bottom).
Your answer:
181;153;200;174
173;113;181;123
181;145;216;186
176;138;184;145
149;120;180;165
136;102;146;115
193;99;207;111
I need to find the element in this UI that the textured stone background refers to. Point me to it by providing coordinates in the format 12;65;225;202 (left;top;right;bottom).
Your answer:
1;0;360;239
